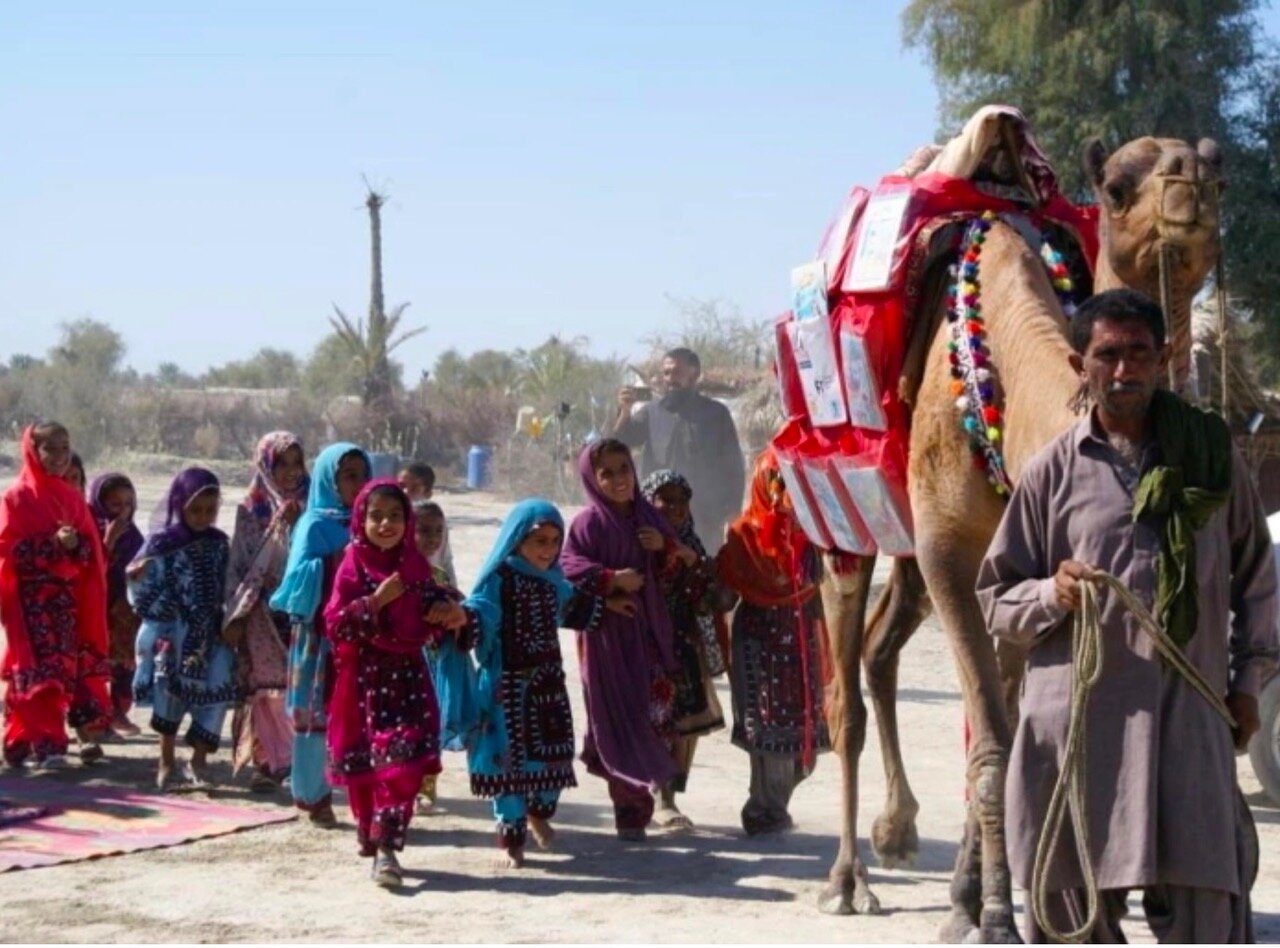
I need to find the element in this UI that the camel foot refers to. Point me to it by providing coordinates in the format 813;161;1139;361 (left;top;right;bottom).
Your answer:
939;910;979;943
965;924;1021;945
972;903;1021;944
816;865;882;916
814;869;855;910
870;812;919;869
853;878;883;916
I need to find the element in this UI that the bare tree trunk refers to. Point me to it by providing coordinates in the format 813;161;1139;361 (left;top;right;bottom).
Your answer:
364;189;391;404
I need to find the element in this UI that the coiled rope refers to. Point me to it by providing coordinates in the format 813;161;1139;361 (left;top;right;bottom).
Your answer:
1030;572;1236;943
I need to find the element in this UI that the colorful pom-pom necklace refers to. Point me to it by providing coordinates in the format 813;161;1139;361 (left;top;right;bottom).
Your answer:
947;213;1078;498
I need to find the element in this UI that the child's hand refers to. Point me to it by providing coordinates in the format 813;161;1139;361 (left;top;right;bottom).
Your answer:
280;500;302;527
637;526;665;552
373;572;406;610
426;601;467;631
104;515;131;552
611;568;644;594
56;525;79;550
674;543;698;567
221;619;246;648
126;559;150;582
605;592;637;617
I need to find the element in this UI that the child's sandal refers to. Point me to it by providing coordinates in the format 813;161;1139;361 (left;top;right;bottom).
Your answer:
372;850;403;888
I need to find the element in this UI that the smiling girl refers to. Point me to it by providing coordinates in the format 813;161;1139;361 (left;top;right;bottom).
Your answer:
561;439;696;841
323;480;466;887
459;499;628;867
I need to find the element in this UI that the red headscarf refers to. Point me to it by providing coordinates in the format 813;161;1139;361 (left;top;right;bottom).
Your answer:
0;426;109;677
717;448;818;608
323;479;442;655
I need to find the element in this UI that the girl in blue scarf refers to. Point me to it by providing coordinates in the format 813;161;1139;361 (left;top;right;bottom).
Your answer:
458;498;628;868
269;442;370;826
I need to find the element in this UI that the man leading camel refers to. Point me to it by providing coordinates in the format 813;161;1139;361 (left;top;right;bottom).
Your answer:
976;288;1277;943
612;347;745;554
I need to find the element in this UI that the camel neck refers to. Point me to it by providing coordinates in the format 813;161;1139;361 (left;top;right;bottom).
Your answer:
976;223;1084;480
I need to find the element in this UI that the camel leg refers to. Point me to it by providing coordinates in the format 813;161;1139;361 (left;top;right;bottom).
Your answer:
817;554;882;916
938;806;983;942
916;536;1019;944
863;555;931;869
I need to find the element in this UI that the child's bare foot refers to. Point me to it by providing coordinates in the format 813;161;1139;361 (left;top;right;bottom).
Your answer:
181;760;211;790
504;846;526;869
528;815;555;850
156;761;174;792
110;713;141;738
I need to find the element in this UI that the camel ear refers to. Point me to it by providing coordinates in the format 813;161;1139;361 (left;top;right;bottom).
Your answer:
1197;138;1224;174
1082;138;1109;188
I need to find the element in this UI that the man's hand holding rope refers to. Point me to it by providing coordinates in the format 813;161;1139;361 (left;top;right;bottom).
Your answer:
1051;558;1259;751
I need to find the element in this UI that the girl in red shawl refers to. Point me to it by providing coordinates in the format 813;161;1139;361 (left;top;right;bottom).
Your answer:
0;423;111;769
716;449;831;836
322;480;468;888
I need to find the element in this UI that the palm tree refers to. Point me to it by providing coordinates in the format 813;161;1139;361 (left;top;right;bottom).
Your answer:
330;187;425;406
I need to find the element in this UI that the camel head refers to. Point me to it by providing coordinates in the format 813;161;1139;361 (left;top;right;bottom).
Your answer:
1083;137;1224;385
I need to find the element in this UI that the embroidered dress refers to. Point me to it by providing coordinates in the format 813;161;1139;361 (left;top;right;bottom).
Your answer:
561;444;680;832
718;449;831;834
130;469;234;751
225;432;309;778
726;554;828;757
89;473;144;720
459;500;605;851
639;470;725;740
0;427;111;764
270;441;370;811
323;480;450;855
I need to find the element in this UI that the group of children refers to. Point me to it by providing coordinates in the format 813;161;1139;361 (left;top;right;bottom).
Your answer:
0;422;832;888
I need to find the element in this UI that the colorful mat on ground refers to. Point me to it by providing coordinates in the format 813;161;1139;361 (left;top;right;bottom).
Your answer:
0;777;296;871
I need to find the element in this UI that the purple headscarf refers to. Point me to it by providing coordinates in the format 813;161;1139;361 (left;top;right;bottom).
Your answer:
138;467;226;559
560;441;679;788
88;472;145;604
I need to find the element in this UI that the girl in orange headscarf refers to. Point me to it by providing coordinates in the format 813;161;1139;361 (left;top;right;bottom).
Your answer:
0;423;111;769
716;448;831;836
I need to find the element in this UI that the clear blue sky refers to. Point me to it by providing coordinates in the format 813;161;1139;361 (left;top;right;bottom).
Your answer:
3;2;1277;380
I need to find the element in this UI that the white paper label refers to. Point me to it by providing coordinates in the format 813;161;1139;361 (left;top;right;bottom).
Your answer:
787;318;847;428
839;327;887;431
818;190;862;291
831;458;914;555
776;454;829;549
843;188;911;292
790;260;828;323
803;459;874;554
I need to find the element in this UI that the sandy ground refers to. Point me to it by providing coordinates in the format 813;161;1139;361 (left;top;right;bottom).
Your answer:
0;473;1277;943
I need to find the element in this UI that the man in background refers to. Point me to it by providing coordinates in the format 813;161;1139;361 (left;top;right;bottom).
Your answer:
612;347;745;553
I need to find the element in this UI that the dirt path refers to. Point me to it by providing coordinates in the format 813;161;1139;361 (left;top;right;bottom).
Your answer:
0;480;1276;942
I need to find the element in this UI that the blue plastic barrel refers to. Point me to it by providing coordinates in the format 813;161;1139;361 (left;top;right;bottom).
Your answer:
466;444;493;490
368;452;401;480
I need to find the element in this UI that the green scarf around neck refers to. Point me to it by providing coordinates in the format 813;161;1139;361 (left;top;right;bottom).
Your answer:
1131;390;1232;647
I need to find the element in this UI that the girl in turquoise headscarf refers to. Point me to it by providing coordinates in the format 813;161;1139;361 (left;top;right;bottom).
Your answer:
270;442;370;826
458;498;628;868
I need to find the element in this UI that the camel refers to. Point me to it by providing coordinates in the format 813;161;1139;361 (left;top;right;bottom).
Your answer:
814;135;1225;942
